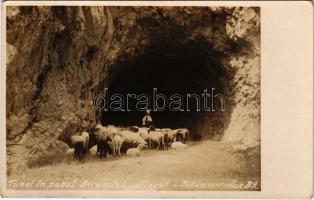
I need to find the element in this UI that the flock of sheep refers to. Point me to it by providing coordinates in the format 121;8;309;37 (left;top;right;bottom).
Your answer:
66;124;190;160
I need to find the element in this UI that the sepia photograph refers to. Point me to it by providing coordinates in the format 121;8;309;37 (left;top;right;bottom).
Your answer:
1;1;312;198
5;4;261;192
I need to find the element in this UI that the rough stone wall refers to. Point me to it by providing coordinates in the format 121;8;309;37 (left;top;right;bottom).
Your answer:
6;6;260;173
222;7;260;147
7;6;115;172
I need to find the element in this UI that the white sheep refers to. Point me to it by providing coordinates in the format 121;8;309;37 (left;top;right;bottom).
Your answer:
171;141;188;150
138;128;149;143
159;129;177;149
95;125;106;141
148;130;165;150
167;130;178;140
95;124;122;141
112;134;123;156
89;145;97;156
126;143;145;156
174;128;189;144
81;131;89;147
71;131;89;149
65;148;75;160
65;148;74;156
121;130;146;146
95;124;103;131
155;128;171;132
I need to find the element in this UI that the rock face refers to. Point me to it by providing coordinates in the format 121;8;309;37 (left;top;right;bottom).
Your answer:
6;6;260;172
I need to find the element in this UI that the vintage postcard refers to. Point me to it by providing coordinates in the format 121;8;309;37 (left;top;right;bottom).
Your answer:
1;1;313;198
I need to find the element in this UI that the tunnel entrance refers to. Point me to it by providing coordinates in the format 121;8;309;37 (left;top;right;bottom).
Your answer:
99;42;230;140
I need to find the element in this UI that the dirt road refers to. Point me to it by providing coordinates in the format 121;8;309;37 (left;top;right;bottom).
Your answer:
8;141;260;191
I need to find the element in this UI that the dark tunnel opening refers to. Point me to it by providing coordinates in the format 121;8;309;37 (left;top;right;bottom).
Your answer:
99;42;228;140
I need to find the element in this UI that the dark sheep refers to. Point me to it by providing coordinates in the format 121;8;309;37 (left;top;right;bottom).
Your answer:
163;133;170;150
74;142;85;160
88;129;97;148
97;138;112;158
176;132;184;143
